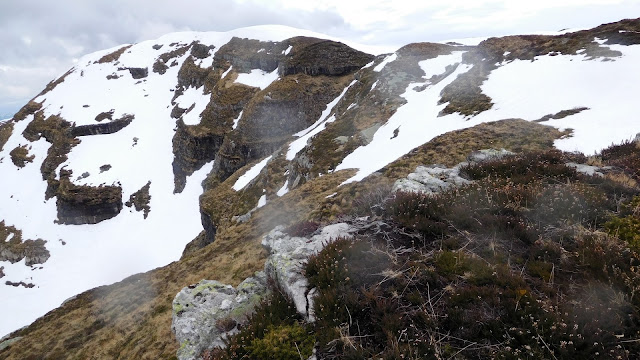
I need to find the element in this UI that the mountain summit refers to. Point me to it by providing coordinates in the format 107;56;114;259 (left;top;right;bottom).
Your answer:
1;19;640;359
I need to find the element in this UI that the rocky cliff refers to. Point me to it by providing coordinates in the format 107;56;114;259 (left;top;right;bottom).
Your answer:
1;19;640;359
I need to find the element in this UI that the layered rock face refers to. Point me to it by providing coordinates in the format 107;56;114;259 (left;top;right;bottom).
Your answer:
71;114;134;137
56;179;123;225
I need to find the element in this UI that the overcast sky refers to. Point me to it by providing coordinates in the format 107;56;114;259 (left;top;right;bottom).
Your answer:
1;0;639;116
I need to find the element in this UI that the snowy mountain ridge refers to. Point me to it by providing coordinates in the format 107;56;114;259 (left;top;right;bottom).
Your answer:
1;18;640;357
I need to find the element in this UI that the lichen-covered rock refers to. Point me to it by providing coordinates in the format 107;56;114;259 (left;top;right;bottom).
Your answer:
566;162;609;177
0;336;22;352
467;148;514;163
172;274;268;360
262;222;354;319
171;222;355;359
393;165;470;195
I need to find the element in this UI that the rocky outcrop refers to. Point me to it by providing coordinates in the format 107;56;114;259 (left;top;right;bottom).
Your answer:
262;222;355;319
177;56;211;89
125;181;151;218
279;39;374;76
11;100;42;122
172;274;268;360
467;148;515;163
0;337;22;352
0;121;14;152
190;42;214;59
94;110;114;122
171;120;225;193
56;179;123;225
126;67;148;79
393;149;515;194
214;37;284;73
393;165;471;194
22;111;79;190
211;74;354;181
0;221;50;266
171;222;355;359
9;145;35;168
71;114;134;137
153;43;191;75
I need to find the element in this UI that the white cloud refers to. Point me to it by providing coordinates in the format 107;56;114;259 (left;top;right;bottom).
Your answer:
0;0;638;111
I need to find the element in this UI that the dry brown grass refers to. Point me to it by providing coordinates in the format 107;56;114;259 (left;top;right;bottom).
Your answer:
95;45;133;64
0;120;14;152
12;101;42;122
9;144;34;168
0;165;354;359
310;119;569;222
37;69;75;98
382;119;570;180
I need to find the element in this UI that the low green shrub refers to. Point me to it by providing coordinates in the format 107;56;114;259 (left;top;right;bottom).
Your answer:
246;323;314;360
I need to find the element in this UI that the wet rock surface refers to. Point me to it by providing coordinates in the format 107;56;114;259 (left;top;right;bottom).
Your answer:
56;179;123;225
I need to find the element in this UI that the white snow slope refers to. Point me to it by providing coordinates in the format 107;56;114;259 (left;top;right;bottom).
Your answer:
2;24;640;339
0;25;388;338
337;37;640;183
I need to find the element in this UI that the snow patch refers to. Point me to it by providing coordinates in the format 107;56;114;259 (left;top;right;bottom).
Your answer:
221;66;233;79
235;69;279;90
232;156;272;191
276;181;289;196
232;110;243;130
472;45;640;154
287;80;357;160
419;52;463;80
594;37;607;45
284;45;293;55
373;53;397;72
174;86;209;125
336;52;471;183
257;194;267;208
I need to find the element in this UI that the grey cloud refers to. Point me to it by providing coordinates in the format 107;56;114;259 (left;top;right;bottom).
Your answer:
0;0;349;111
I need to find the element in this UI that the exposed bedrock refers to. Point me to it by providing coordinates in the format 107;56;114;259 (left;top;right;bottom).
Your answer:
56;178;123;225
127;67;148;79
171;120;225;193
71;114;134;137
0;221;50;266
211;73;355;181
213;37;286;73
279;38;375;76
171;65;258;192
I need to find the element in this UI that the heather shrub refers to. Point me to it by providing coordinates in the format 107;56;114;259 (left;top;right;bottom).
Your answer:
214;285;304;360
283;221;319;237
246;323;314;360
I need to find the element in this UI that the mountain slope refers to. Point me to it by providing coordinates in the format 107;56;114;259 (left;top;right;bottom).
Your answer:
1;18;640;359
